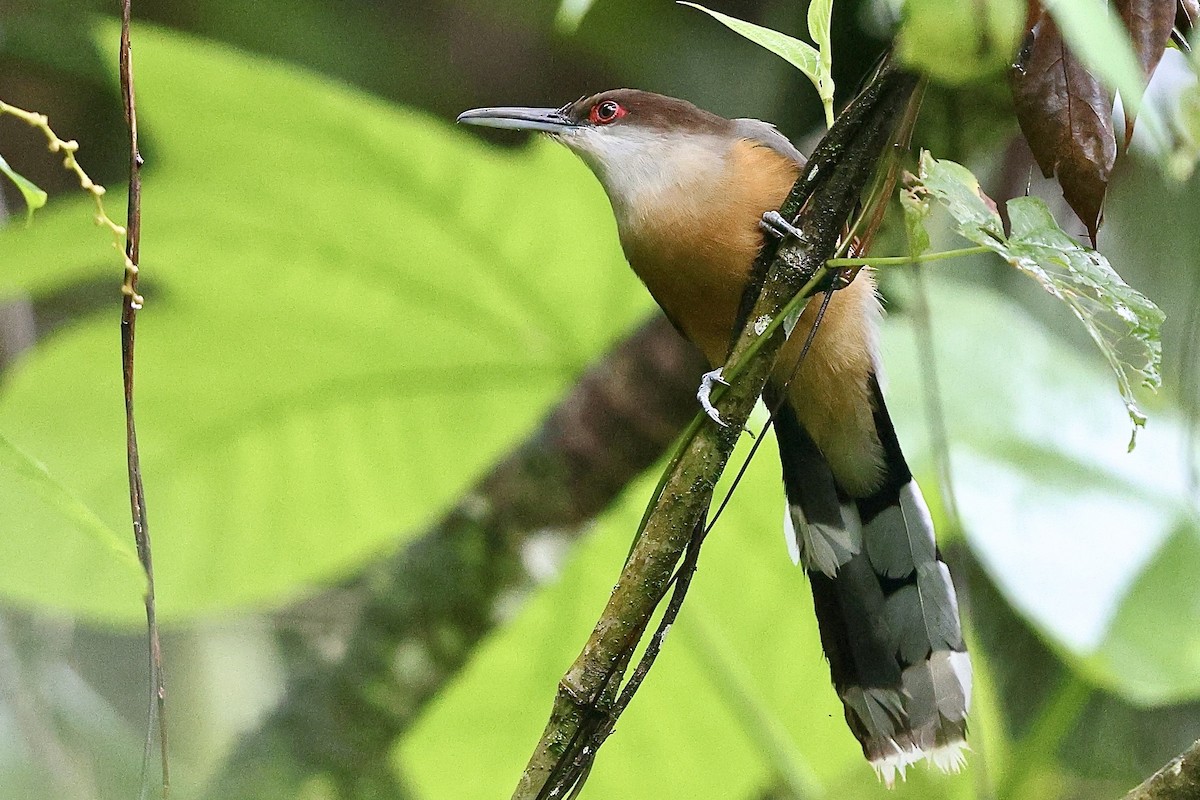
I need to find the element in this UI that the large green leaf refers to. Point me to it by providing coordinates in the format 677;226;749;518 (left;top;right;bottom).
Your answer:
0;23;650;622
0;431;144;611
882;279;1199;703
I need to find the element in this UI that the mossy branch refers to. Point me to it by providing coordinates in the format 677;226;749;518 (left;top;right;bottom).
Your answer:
1121;738;1200;800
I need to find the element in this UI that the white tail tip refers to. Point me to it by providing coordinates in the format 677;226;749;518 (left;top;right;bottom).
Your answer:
870;740;970;788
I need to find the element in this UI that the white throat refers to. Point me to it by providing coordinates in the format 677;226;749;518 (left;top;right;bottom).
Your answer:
557;126;729;228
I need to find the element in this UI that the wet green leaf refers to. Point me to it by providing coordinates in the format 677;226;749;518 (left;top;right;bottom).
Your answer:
911;152;1165;445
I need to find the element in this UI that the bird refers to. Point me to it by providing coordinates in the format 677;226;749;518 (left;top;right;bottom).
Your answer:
458;89;971;785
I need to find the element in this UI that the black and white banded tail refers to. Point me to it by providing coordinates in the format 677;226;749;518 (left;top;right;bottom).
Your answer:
774;376;971;785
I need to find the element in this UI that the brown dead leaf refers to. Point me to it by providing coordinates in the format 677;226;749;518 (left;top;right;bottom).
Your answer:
1116;0;1177;144
1181;0;1199;32
1011;11;1116;245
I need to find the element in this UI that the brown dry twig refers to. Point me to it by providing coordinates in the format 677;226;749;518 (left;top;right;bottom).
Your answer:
117;4;169;798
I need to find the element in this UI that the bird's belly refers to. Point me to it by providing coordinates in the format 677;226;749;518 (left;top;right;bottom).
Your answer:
621;231;755;367
637;262;746;365
628;241;886;496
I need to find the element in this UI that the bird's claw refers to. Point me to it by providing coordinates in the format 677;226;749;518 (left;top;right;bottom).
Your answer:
759;210;805;242
763;211;858;293
697;368;730;427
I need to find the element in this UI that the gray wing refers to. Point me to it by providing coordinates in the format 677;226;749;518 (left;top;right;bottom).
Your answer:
732;118;806;166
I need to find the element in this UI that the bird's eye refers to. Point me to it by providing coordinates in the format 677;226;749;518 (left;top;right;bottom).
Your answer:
589;100;625;125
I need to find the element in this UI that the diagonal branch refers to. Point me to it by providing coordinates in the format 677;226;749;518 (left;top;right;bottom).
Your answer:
202;314;709;799
511;64;921;800
1121;738;1200;800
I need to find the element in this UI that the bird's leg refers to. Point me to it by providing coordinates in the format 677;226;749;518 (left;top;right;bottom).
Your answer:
759;210;806;242
697;368;730;427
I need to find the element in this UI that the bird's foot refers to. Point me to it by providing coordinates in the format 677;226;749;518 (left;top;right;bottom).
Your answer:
697;368;730;427
762;212;859;292
759;210;805;242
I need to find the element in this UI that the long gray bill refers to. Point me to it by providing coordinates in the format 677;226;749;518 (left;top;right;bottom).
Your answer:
456;106;576;133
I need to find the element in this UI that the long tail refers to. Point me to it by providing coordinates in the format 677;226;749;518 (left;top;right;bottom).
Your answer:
773;376;971;786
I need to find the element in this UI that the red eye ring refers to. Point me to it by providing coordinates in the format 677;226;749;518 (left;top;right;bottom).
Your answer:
589;100;626;125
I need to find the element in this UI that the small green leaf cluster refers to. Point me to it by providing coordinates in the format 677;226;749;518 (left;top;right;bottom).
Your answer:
680;0;836;128
0;152;48;223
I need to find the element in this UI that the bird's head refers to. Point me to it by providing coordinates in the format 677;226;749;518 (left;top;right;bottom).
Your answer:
458;89;744;214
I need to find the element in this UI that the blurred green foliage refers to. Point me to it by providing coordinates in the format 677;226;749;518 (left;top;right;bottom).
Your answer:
0;23;650;620
0;151;48;221
895;0;1023;84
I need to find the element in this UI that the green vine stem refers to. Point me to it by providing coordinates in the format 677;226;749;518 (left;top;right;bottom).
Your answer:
825;244;992;268
0;100;143;308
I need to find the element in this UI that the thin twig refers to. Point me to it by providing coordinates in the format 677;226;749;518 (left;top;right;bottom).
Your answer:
825;244;991;267
689;82;926;538
707;92;925;535
117;5;168;798
554;520;709;800
908;266;963;531
200;315;707;800
705;290;834;533
587;520;708;757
